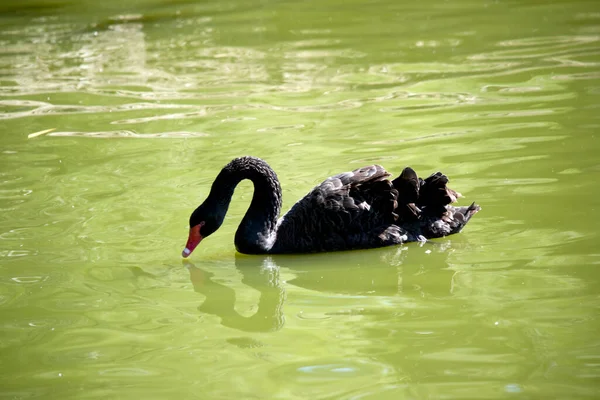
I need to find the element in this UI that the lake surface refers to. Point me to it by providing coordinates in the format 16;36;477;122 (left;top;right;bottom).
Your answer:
1;0;599;398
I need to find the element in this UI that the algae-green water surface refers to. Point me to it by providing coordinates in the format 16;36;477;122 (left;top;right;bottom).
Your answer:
1;0;599;398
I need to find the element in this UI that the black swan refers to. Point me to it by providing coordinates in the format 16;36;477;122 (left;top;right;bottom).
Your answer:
182;156;480;257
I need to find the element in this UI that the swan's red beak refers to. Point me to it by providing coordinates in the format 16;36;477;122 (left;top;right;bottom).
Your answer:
182;224;203;258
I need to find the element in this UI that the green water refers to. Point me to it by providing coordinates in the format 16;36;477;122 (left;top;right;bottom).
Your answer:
1;0;600;398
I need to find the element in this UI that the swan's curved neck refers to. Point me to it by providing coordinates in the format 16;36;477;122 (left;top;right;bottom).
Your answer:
209;157;282;254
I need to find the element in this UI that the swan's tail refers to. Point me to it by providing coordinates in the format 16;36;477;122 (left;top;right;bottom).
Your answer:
420;202;480;238
417;171;462;207
448;202;481;233
392;168;480;238
392;169;466;219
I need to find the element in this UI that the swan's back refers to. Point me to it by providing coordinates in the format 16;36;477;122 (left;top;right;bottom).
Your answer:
270;165;399;253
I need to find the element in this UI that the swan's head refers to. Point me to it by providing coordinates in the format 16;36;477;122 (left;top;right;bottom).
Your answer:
182;201;224;258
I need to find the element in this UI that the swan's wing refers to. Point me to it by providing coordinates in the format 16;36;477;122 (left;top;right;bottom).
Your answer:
392;166;419;203
327;164;390;187
316;165;395;217
392;166;421;220
271;165;402;253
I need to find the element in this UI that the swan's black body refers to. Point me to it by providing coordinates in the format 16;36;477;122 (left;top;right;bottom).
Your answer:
183;156;479;256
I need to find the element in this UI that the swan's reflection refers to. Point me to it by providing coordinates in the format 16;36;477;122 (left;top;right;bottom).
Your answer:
271;243;456;297
185;257;285;332
185;242;458;333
